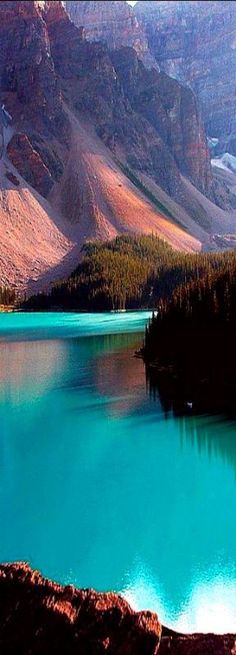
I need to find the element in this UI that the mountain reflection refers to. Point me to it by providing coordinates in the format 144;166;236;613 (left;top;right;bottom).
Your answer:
95;339;236;472
93;333;147;417
0;340;64;403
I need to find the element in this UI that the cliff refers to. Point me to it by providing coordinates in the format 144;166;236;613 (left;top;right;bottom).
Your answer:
44;1;235;216
64;0;158;70
0;562;235;655
135;1;236;156
0;0;68;139
47;3;210;198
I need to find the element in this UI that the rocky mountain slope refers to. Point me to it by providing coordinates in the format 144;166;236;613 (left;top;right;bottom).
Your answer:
135;1;236;156
0;562;235;655
0;0;235;293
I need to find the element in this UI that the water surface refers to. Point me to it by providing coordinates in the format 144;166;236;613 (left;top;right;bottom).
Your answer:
0;312;236;634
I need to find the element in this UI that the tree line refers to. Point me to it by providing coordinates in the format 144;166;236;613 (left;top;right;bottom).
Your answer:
22;234;236;312
144;253;236;414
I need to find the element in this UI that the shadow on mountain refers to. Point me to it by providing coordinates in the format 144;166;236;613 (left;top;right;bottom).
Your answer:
25;244;80;296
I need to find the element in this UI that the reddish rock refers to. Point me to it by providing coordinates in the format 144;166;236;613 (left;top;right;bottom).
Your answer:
0;563;236;655
0;562;162;654
159;627;236;655
7;133;54;197
64;0;157;71
0;1;68;140
0;0;68;194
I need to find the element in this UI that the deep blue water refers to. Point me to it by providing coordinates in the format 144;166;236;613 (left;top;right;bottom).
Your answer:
0;312;236;633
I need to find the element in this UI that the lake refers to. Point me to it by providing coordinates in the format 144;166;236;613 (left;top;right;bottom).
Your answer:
0;311;236;634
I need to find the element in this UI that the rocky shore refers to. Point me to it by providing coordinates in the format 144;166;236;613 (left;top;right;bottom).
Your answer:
0;562;235;654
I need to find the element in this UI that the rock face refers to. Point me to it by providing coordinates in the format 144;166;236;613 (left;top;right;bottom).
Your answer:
0;562;162;654
1;0;214;207
62;0;233;212
110;48;211;197
134;1;236;155
0;562;236;655
0;0;68;139
0;0;67;193
7;133;54;197
45;0;225;214
64;0;158;70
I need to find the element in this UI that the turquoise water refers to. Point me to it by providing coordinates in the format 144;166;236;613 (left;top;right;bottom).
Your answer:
0;312;236;634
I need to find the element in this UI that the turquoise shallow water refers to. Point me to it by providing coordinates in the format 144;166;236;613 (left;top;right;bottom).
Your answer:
0;311;236;634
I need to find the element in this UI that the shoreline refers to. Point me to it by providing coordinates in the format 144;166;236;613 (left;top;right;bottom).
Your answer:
0;304;15;313
1;307;153;315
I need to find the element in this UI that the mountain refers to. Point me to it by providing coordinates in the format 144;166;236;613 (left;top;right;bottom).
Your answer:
64;0;158;70
0;0;235;294
134;1;236;156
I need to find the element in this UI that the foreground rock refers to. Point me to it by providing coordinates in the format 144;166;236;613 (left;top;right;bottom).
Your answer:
0;563;235;654
0;562;161;654
159;627;236;654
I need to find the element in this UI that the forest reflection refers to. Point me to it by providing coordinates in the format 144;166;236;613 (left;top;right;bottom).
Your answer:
95;338;236;473
178;414;236;473
93;332;146;417
147;368;236;473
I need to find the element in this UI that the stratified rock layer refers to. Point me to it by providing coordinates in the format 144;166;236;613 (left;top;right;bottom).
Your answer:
0;563;236;655
135;1;236;154
64;0;157;70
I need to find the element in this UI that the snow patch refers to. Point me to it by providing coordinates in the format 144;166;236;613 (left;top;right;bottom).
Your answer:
207;137;219;149
212;152;236;173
